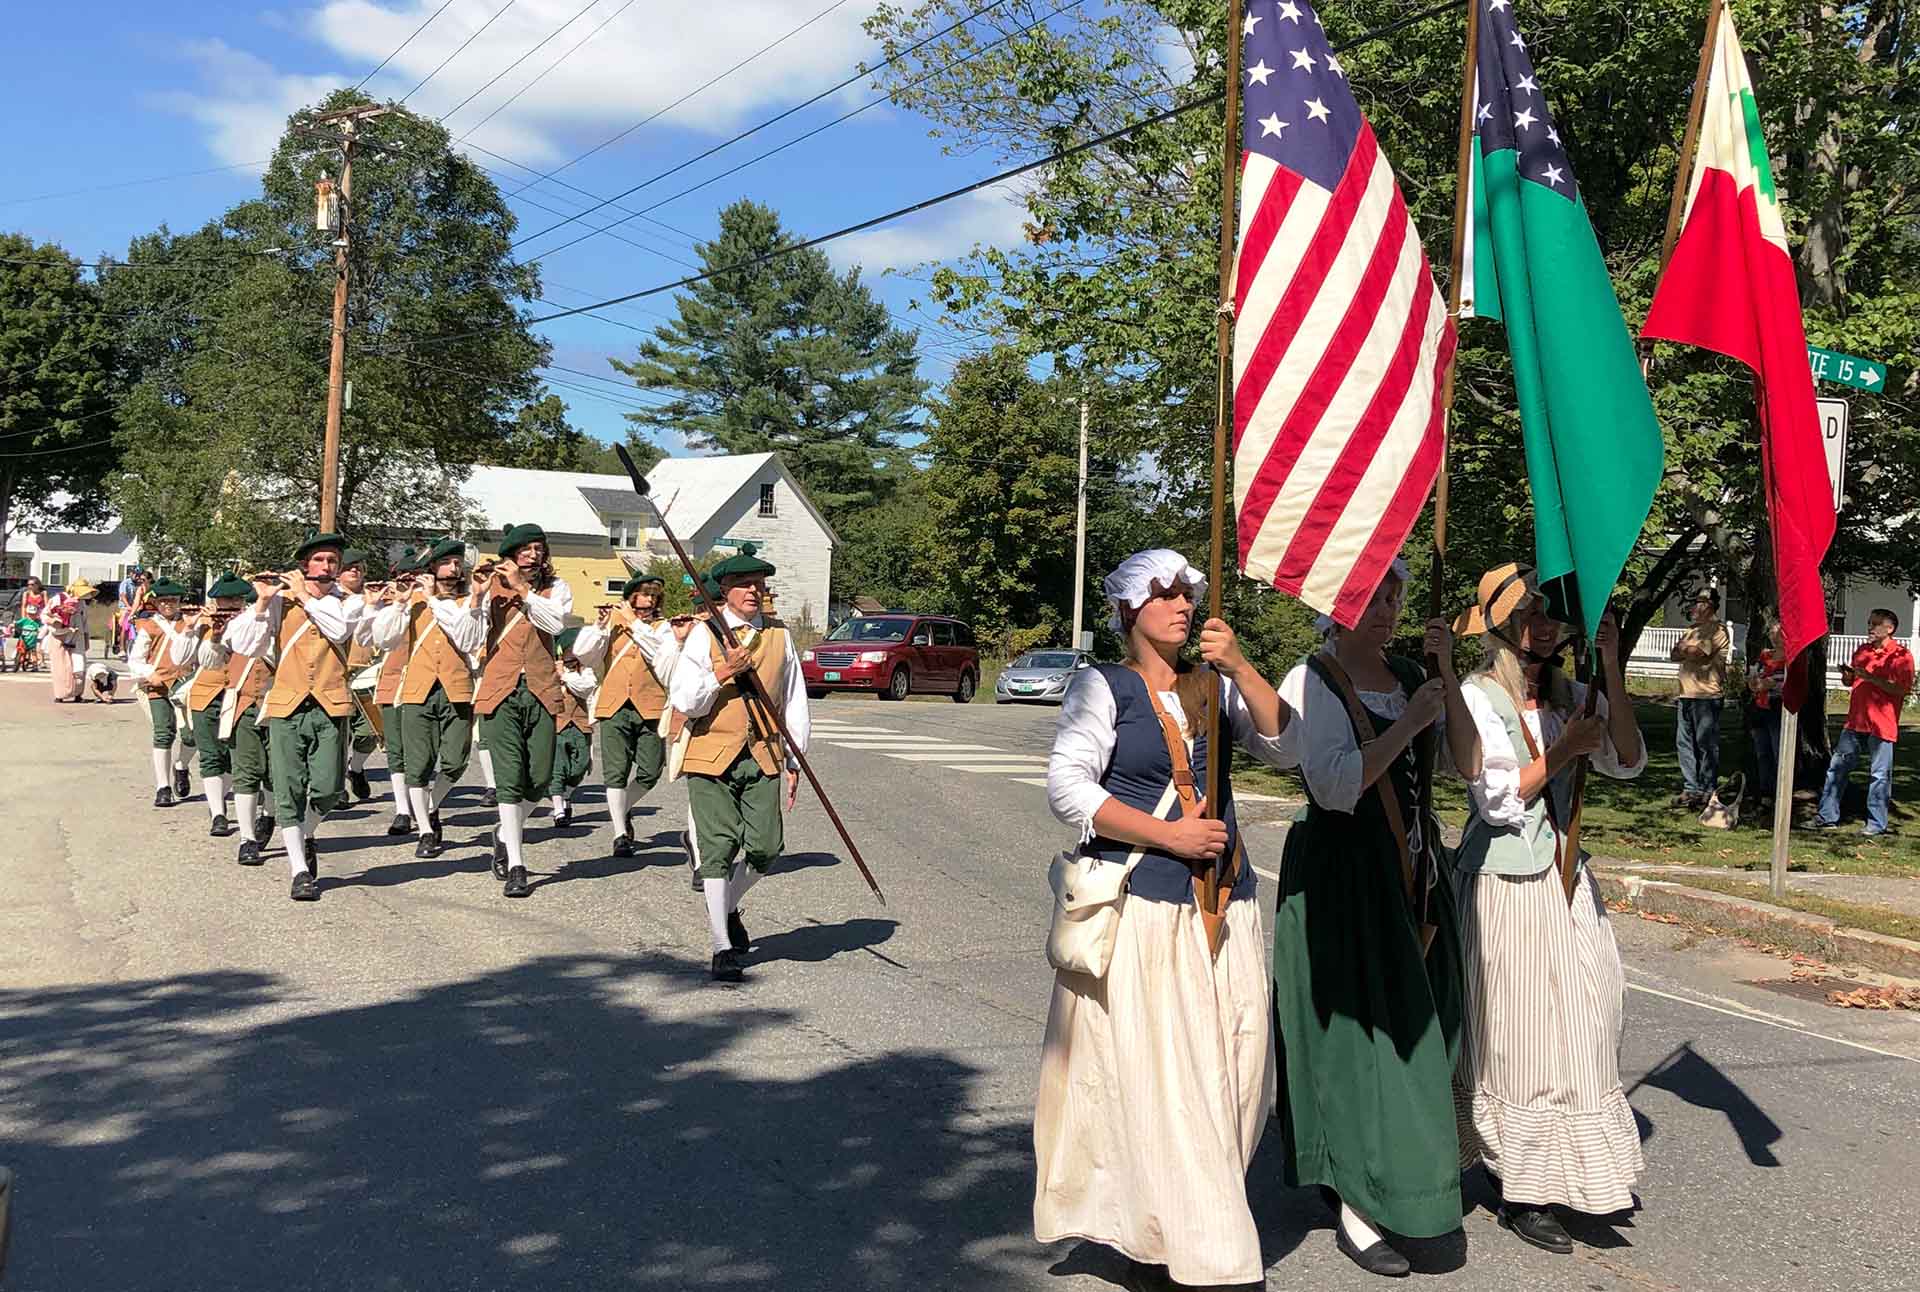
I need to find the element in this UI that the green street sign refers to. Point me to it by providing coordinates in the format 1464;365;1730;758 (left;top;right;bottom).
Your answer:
1807;345;1887;393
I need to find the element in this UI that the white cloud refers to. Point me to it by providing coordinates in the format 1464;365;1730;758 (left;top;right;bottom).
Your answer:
827;181;1033;273
161;1;892;169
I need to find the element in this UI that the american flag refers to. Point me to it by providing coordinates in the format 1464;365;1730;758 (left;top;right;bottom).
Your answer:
1231;0;1456;626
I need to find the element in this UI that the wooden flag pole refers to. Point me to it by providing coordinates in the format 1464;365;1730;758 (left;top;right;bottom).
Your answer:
1658;0;1726;280
1200;0;1247;949
1434;0;1484;593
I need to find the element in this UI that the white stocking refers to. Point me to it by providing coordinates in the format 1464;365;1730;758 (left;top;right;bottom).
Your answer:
497;803;526;871
551;793;567;816
150;748;171;790
235;791;259;830
703;876;733;953
172;738;189;770
409;786;434;833
726;862;763;913
606;786;630;839
204;774;228;821
390;773;410;818
480;748;497;788
282;826;308;877
1340;1202;1384;1252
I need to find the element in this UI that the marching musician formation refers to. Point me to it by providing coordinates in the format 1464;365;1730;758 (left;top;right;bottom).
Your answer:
135;529;806;983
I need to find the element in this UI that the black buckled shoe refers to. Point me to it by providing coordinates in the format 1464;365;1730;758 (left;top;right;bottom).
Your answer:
210;814;235;838
389;813;413;836
481;787;497;808
710;949;746;983
1335;1220;1411;1278
237;839;263;866
290;871;319;901
173;767;191;798
555;806;573;829
726;910;750;954
1499;1204;1573;1255
490;831;509;881
502;866;530;898
154;787;175;808
429;809;442;841
415;833;443;859
254;814;274;845
303;838;318;879
611;832;636;858
348;769;372;801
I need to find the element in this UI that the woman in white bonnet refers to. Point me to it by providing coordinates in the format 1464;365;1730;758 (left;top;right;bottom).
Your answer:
1035;548;1295;1289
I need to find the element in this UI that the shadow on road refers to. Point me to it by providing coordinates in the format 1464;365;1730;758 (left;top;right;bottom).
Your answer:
0;956;1038;1291
1633;1042;1783;1167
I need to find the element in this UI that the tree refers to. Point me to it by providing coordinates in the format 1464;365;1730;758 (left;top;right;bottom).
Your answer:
865;1;1920;683
109;89;552;571
577;428;666;477
0;235;117;566
610;199;924;518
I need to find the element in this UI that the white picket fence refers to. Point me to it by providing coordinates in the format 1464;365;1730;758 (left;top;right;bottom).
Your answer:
1626;623;1880;691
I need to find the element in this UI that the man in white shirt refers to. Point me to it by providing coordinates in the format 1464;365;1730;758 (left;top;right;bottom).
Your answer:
670;546;809;983
127;578;195;806
336;547;383;803
369;537;488;858
474;524;573;898
225;531;364;901
571;573;682;855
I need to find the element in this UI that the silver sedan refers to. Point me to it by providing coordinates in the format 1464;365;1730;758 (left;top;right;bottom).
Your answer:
994;650;1094;704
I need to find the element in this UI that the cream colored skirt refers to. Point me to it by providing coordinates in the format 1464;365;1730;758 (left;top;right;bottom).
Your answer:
1034;894;1273;1286
1453;864;1645;1214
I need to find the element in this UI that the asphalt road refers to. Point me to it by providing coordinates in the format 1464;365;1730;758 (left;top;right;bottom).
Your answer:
2;678;1917;1291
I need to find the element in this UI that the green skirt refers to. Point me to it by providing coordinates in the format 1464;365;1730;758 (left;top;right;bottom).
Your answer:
1270;804;1465;1237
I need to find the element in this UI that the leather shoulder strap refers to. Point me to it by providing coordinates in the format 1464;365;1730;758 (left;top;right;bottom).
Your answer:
1308;652;1417;904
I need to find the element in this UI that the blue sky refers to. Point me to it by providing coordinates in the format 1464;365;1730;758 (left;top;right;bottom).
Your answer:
0;1;1050;455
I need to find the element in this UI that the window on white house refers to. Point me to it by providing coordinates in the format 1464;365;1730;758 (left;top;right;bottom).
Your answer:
608;519;641;549
759;483;776;517
42;562;69;588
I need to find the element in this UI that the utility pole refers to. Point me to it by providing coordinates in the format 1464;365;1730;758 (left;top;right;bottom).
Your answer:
311;104;389;532
1071;394;1090;652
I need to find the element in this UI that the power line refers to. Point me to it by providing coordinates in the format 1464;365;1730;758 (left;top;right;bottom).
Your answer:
504;0;865;204
509;0;1016;252
356;0;462;91
440;0;602;127
401;0;521;105
0;159;267;208
456;0;643;140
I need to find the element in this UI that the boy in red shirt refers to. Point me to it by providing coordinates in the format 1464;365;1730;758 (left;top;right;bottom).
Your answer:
1815;609;1914;836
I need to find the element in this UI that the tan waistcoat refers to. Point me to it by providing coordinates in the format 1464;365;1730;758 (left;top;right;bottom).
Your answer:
399;601;476;705
374;635;409;706
138;618;188;696
475;595;562;716
187;629;227;712
683;621;789;778
224;642;274;714
593;616;669;720
557;682;593;733
263;602;353;719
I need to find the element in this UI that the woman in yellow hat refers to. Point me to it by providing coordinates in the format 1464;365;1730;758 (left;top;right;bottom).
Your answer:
46;578;95;701
1449;563;1646;1255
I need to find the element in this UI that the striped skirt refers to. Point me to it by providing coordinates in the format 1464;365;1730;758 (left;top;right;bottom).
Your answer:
1452;864;1644;1215
1034;893;1273;1287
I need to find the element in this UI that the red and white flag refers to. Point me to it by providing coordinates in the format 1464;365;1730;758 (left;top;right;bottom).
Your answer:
1231;0;1455;627
1643;5;1833;707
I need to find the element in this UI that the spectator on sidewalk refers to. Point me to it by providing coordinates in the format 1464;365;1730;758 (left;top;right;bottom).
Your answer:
1816;609;1914;837
1669;588;1731;809
1747;620;1787;807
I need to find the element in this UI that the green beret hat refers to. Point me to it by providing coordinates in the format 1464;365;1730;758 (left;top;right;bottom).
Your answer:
497;523;548;558
340;547;369;570
423;536;467;568
391;546;420;576
554;626;583;656
292;530;348;562
709;542;775;583
207;572;253;599
149;579;190;598
621;570;665;598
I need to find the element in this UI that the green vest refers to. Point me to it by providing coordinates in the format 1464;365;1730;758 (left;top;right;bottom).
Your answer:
1453;677;1572;878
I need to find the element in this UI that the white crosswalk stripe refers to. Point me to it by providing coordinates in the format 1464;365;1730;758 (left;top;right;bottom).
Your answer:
808;719;1054;790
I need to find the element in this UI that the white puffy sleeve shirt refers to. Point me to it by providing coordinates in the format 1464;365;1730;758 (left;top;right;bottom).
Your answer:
1047;667;1298;844
1460;680;1646;829
1276;660;1415;815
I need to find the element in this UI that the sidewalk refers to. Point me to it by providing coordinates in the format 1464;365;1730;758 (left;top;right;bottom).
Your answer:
1599;860;1920;920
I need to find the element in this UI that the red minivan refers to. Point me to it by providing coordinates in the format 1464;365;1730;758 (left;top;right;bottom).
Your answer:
802;614;980;703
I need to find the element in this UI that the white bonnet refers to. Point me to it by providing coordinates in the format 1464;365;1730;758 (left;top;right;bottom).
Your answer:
1104;548;1206;634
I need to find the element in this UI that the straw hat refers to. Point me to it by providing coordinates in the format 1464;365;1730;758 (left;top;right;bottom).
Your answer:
66;577;97;600
1453;562;1540;636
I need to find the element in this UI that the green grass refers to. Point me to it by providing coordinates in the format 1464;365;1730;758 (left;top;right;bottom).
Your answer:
1234;693;1920;878
1641;871;1920;944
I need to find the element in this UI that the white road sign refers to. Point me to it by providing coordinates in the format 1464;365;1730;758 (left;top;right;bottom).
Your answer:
1819;397;1848;511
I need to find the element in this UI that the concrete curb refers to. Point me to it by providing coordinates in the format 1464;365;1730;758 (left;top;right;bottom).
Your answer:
1593;871;1920;980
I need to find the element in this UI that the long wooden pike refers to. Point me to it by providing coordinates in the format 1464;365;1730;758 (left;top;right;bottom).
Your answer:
612;443;885;905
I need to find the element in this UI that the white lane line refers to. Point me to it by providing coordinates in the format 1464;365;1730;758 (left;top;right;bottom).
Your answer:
823;741;1006;752
811;725;902;734
1624;976;1919;1065
881;751;1026;762
1235;792;1296;804
943;763;1054;773
1012;777;1050;787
